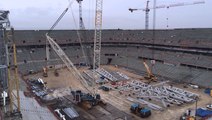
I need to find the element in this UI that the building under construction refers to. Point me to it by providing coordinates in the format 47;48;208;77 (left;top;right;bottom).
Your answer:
0;0;212;120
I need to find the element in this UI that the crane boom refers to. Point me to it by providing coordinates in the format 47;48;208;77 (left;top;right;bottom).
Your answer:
46;34;90;91
129;0;205;12
142;60;157;82
143;60;152;76
44;0;92;93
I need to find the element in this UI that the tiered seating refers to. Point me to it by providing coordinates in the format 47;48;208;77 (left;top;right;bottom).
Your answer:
13;29;212;87
14;29;212;49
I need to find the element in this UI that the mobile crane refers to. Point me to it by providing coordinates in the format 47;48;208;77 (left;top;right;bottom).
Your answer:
45;0;105;109
142;59;157;83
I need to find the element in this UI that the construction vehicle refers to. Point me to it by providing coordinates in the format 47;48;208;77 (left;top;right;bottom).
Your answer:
45;0;106;110
71;90;106;109
130;103;151;118
43;67;48;77
142;60;157;82
98;85;110;91
54;109;66;120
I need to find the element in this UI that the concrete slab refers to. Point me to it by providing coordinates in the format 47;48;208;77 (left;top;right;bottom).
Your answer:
17;91;57;120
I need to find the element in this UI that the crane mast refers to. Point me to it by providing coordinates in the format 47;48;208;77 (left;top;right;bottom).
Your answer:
76;0;85;30
93;0;103;69
129;0;205;29
76;0;90;66
145;0;150;30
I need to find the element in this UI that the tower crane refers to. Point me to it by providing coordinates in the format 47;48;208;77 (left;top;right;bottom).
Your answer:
76;0;85;30
93;0;103;69
129;0;205;29
76;0;92;66
129;0;150;30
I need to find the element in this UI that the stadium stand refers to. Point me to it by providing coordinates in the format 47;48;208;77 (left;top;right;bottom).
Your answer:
12;29;212;87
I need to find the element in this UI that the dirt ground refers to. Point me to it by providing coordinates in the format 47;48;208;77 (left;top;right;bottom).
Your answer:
24;65;212;120
24;67;88;91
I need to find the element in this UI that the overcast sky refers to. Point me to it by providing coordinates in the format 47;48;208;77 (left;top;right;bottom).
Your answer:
1;0;211;30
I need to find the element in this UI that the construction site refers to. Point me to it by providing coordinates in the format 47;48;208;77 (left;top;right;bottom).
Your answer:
0;0;212;120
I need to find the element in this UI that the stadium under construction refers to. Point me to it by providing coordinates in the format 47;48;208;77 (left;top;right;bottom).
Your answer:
0;0;212;120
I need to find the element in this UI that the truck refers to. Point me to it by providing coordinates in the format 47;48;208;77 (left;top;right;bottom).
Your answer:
130;103;151;118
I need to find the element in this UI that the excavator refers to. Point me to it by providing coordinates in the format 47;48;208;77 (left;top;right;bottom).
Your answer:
142;59;157;83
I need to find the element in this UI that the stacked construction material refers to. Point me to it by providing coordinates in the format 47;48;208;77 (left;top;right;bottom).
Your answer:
122;80;199;110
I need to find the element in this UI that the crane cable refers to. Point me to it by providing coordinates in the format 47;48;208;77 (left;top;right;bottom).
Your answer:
69;2;88;66
45;0;92;92
46;0;74;76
